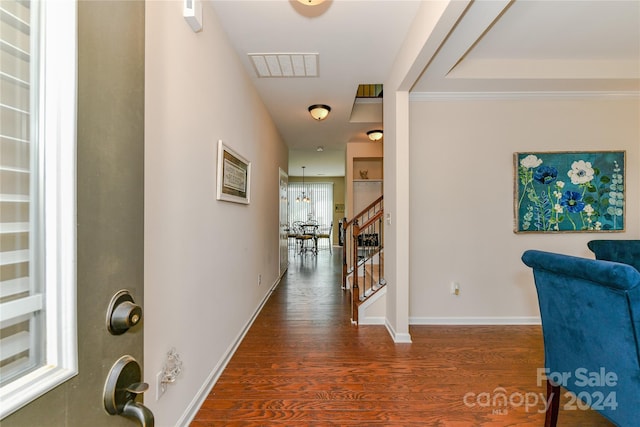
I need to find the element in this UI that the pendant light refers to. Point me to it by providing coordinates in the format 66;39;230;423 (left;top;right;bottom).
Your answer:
296;166;311;203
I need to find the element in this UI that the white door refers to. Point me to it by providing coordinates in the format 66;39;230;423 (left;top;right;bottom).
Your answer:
279;169;289;275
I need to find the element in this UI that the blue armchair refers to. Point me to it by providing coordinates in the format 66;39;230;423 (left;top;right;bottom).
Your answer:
522;249;640;427
588;239;640;272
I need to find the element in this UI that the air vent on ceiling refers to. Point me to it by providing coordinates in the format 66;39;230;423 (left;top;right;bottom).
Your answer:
249;53;319;78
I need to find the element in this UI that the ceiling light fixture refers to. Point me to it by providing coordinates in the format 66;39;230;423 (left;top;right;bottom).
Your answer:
316;146;324;152
367;129;383;141
295;166;311;203
296;0;326;5
308;104;331;121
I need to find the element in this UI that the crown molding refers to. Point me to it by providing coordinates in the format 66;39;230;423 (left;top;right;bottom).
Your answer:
409;91;640;101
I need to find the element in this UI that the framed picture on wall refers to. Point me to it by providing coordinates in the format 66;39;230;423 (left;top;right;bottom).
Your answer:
216;139;251;204
514;150;625;233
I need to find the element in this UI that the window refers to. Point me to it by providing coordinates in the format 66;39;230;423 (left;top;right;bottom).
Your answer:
288;182;333;228
0;0;77;418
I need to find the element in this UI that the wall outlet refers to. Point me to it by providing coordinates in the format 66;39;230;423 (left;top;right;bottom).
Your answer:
156;371;165;401
258;274;262;286
450;282;460;296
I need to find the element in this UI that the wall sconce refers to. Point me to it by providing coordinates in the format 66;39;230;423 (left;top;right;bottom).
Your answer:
297;0;326;5
308;104;331;121
367;129;383;141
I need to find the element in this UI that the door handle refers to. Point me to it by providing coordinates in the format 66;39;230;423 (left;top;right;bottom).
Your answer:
103;355;154;427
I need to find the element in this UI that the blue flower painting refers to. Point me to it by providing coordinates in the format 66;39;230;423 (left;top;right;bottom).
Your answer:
515;151;625;232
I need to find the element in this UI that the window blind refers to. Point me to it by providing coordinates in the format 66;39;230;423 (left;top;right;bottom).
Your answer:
0;0;44;386
288;182;333;229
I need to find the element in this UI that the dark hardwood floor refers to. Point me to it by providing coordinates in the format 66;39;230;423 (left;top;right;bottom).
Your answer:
191;249;614;426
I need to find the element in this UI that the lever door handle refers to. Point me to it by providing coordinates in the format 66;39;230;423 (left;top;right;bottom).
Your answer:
126;382;149;394
104;355;154;427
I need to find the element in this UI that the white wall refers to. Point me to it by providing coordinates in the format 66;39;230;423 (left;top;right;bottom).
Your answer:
346;141;383;218
408;95;639;322
144;2;288;425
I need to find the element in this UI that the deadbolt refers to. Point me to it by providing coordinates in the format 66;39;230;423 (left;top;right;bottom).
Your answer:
107;290;143;335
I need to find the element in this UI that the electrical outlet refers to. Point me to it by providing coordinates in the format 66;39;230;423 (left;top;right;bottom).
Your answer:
450;282;460;296
156;371;165;401
258;274;262;286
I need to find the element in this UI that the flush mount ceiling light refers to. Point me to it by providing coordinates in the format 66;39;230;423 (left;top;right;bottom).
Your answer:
308;104;331;121
297;0;326;5
367;129;383;141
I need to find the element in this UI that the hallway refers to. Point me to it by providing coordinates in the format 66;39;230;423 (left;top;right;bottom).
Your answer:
190;249;613;426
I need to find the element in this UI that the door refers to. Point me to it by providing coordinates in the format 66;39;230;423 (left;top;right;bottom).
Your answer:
2;1;146;425
279;168;289;275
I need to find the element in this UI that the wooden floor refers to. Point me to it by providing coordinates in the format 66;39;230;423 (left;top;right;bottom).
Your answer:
191;249;614;426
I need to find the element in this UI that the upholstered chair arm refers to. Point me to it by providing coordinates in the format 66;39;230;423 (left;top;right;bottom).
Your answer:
523;249;640;291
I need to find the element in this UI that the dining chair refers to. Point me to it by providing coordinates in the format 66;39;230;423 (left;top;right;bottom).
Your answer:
316;222;332;253
293;221;315;254
287;224;299;251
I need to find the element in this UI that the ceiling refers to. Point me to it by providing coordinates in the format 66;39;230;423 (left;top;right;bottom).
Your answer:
209;0;640;177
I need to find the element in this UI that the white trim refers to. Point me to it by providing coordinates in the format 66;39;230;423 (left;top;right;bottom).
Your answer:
359;316;386;325
178;276;282;426
385;319;412;343
410;91;640;101
357;286;387;325
409;316;541;325
42;0;78;376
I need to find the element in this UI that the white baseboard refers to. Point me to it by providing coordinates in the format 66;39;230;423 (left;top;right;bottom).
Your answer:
177;275;282;426
409;316;541;325
385;319;412;343
359;316;385;325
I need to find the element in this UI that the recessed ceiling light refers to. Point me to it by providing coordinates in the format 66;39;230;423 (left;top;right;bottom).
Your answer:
317;146;324;152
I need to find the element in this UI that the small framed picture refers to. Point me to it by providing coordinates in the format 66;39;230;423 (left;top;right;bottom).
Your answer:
216;140;251;204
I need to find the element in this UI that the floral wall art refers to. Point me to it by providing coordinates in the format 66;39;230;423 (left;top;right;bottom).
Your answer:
515;151;625;233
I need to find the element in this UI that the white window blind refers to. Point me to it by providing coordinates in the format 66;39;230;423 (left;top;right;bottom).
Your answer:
0;0;44;386
288;182;333;228
0;0;77;418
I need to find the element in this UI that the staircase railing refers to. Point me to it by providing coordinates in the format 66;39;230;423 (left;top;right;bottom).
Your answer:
341;195;384;324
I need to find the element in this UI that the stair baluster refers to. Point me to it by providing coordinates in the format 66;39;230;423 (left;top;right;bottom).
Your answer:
341;195;384;325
